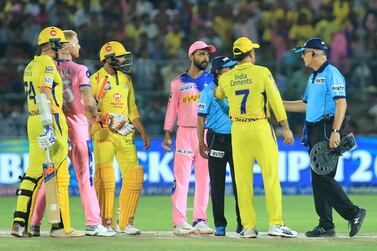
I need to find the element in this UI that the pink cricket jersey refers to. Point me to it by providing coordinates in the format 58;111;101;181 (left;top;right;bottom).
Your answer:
57;60;91;142
164;71;214;131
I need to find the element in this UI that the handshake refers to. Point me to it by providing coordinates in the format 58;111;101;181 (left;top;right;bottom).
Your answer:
107;113;135;136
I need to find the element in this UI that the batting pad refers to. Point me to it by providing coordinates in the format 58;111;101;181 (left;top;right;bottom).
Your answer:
56;159;72;233
118;166;144;229
95;164;115;226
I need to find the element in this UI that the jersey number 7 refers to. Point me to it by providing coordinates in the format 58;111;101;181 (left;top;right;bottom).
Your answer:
235;89;249;114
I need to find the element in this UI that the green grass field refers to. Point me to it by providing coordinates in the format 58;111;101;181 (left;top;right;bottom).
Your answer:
0;195;376;251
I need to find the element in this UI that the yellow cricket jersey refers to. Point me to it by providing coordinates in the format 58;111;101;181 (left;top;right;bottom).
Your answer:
90;68;140;132
23;55;63;114
216;62;287;122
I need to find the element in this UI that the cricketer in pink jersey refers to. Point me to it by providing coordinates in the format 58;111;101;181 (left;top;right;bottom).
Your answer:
162;41;216;235
30;30;114;237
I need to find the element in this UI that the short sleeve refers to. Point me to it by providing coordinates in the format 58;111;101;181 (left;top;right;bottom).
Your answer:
327;69;346;99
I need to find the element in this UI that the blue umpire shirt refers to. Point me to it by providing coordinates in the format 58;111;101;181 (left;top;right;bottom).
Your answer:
303;61;346;123
198;82;232;134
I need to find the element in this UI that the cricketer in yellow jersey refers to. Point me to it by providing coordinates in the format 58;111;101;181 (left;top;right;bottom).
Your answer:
11;26;83;238
90;41;150;235
215;37;297;238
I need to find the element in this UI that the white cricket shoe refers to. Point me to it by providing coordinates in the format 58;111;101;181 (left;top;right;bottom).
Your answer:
173;222;197;235
85;224;115;237
193;220;213;234
50;228;85;238
240;228;258;238
115;224;141;235
267;225;298;238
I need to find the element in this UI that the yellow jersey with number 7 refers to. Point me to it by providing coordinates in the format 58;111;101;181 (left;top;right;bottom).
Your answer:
23;55;63;115
216;62;287;122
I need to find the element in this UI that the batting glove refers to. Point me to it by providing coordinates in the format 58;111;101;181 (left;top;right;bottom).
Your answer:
37;125;56;149
108;113;127;130
116;123;135;136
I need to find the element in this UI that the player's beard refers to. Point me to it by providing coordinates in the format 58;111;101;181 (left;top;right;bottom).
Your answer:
193;58;208;71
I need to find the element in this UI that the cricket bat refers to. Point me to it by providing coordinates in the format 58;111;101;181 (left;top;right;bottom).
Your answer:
43;147;61;224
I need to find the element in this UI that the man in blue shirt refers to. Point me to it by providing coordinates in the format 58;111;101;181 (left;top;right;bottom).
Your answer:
197;56;242;236
284;38;366;237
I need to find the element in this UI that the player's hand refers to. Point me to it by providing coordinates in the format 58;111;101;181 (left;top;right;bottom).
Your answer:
117;122;135;136
162;133;172;152
109;113;127;130
282;128;294;145
141;133;151;150
38;125;56;149
329;131;340;148
199;142;208;159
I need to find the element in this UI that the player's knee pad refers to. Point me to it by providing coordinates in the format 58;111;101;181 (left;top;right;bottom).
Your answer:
119;166;144;228
14;174;43;228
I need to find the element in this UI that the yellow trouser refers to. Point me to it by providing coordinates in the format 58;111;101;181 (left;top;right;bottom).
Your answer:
13;113;71;232
92;128;139;226
231;119;284;229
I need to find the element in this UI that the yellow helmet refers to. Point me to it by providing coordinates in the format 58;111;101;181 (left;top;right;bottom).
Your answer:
38;26;67;46
99;41;130;61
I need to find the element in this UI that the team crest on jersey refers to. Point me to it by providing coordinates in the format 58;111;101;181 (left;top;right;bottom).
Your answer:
113;93;122;99
45;66;54;73
314;77;325;84
44;77;53;85
60;68;71;78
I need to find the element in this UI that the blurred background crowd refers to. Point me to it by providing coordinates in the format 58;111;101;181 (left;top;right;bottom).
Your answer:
0;0;376;138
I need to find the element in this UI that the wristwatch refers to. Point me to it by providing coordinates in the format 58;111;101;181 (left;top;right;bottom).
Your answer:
331;129;340;133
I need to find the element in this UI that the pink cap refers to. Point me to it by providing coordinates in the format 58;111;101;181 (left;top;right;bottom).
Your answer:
188;41;216;57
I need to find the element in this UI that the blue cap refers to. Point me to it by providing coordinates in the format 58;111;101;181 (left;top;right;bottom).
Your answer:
211;56;237;75
292;37;328;53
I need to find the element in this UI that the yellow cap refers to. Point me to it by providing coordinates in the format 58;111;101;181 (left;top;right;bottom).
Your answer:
99;41;131;61
38;26;67;46
233;37;260;56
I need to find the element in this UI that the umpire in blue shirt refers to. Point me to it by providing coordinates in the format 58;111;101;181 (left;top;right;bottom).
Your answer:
284;38;366;237
197;56;242;236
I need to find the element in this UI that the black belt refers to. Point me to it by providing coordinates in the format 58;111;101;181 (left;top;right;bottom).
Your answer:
307;116;334;126
207;129;231;138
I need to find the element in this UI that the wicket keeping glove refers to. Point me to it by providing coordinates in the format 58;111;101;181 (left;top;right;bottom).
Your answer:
37;125;56;149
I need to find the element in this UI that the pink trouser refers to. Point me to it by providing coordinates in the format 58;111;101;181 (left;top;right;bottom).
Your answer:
31;141;101;226
172;127;209;226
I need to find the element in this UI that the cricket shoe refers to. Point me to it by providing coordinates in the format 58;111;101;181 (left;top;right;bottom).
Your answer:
268;225;297;238
11;222;31;237
213;226;226;236
305;226;335;237
115;224;141;235
193;219;213;234
29;224;41;237
173;222;197;235
50;228;85;238
349;208;366;237
240;228;258;238
86;224;115;237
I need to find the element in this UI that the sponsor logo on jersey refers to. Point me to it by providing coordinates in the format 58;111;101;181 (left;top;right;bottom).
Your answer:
332;85;345;91
314;77;325;84
45;66;54;73
179;85;194;92
198;103;206;110
86;70;90;78
44;77;53;85
176;149;193;155
209;150;225;158
182;94;200;104
113;93;122;99
230;73;252;86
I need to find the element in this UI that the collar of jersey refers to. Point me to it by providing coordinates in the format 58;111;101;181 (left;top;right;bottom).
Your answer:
313;61;329;74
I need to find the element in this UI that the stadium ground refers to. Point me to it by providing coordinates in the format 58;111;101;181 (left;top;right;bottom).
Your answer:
0;195;376;251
